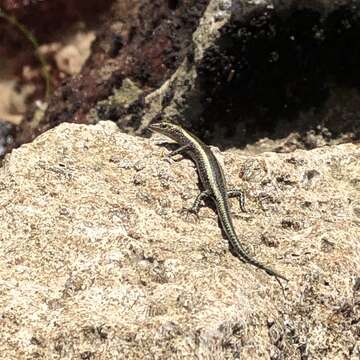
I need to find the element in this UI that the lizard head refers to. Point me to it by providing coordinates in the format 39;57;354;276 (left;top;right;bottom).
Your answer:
148;121;184;140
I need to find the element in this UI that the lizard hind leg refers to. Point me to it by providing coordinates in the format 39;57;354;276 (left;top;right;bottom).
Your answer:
227;189;247;213
182;190;211;219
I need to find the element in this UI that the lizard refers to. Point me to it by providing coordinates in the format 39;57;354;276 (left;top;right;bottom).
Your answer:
149;121;288;282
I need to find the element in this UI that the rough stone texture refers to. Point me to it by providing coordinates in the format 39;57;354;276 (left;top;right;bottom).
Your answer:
12;0;209;147
7;0;360;155
0;121;359;359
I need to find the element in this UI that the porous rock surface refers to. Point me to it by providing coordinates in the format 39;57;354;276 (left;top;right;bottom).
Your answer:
0;121;359;359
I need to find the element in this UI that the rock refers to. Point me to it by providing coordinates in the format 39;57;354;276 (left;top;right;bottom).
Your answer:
0;121;358;359
9;0;360;154
54;32;96;76
0;121;15;157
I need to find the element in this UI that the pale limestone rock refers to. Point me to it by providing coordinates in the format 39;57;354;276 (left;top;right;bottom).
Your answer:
0;121;359;359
